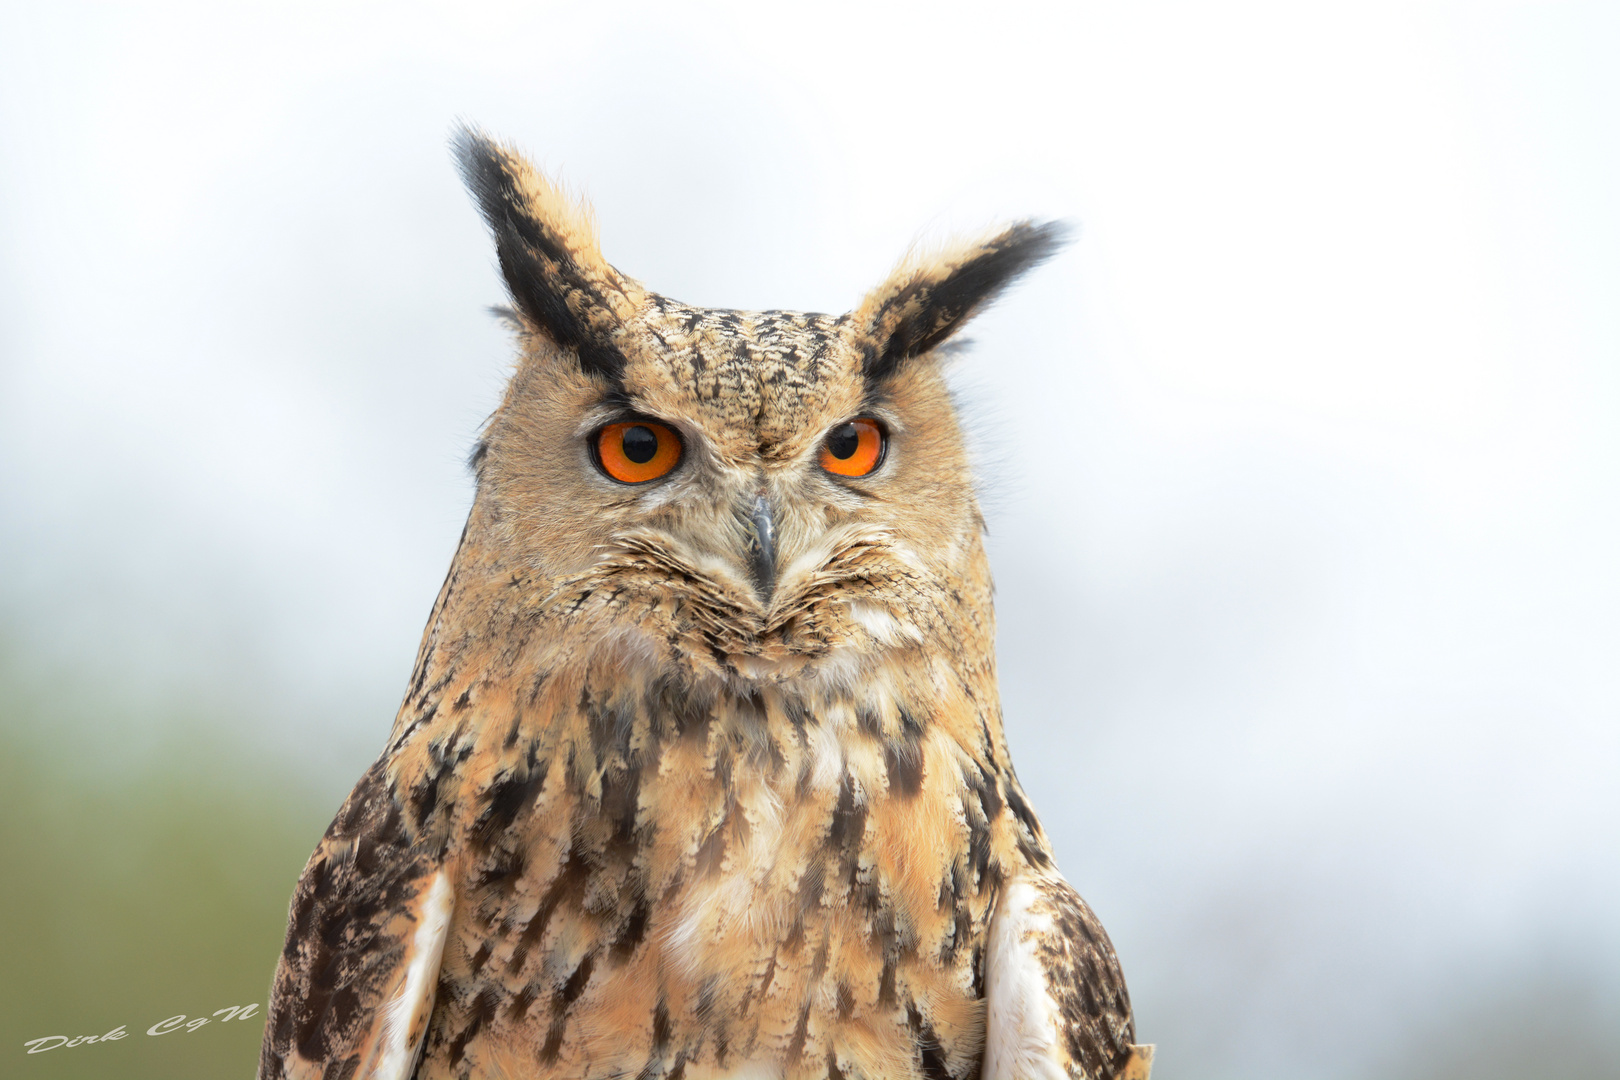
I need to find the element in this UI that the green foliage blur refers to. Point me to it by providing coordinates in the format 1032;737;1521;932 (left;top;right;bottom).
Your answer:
0;657;337;1080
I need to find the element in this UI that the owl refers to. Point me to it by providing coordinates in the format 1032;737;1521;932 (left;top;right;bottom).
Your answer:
259;128;1152;1080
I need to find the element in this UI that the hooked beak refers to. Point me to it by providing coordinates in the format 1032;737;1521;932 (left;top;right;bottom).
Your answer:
743;491;777;604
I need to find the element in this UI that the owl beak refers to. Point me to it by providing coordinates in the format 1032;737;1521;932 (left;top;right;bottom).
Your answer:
743;491;777;605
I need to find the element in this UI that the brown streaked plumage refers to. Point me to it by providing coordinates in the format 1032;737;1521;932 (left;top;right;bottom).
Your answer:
260;127;1151;1080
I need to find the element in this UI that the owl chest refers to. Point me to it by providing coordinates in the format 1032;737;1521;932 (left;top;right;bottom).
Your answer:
429;713;1001;1079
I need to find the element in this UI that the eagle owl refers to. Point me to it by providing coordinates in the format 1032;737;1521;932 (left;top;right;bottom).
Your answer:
260;129;1152;1080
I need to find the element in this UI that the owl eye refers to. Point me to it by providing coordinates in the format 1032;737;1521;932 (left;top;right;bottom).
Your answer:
819;418;886;478
594;420;682;484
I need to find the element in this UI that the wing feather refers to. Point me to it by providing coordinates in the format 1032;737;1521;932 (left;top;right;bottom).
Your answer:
259;761;449;1080
984;871;1144;1080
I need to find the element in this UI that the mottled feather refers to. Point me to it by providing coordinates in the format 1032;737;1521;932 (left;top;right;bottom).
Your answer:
261;127;1147;1080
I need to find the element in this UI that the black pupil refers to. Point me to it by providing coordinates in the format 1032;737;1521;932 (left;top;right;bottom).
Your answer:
827;423;860;460
622;425;659;464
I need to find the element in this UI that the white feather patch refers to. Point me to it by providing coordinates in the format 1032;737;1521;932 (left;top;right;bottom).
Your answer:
374;870;453;1080
983;877;1069;1080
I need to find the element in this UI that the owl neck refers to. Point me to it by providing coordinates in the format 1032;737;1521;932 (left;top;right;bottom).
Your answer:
385;514;1024;823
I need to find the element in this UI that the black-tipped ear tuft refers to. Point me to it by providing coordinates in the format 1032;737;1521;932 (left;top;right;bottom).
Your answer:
855;220;1072;381
453;125;641;385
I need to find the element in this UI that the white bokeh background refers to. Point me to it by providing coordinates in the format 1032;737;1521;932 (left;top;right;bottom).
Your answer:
1;3;1616;1078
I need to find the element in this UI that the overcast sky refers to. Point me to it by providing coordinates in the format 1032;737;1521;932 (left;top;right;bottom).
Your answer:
2;3;1617;1078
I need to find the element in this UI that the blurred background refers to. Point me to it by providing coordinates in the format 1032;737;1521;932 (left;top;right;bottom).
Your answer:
1;2;1617;1078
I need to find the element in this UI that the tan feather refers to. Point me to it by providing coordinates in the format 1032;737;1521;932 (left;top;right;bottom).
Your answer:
260;133;1146;1080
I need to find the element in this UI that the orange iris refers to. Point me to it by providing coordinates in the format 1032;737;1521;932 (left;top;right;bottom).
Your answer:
596;420;682;484
819;417;885;477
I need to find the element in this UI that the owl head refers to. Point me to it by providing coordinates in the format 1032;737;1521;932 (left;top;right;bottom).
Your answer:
453;129;1066;685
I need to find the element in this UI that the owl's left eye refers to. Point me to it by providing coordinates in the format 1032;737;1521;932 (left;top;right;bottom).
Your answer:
594;420;683;484
820;417;886;478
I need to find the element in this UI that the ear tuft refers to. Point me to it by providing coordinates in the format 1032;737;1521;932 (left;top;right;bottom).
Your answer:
453;125;642;384
854;221;1072;380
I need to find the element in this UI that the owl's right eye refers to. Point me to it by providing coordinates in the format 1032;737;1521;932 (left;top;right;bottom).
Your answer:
594;420;683;484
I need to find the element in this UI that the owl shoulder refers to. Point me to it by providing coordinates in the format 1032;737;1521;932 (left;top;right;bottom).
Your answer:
260;760;451;1080
983;869;1151;1080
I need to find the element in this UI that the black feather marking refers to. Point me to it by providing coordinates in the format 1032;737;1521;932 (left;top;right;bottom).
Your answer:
470;757;549;850
907;1003;953;1080
884;718;925;798
559;952;596;1006
865;220;1072;381
508;842;591;973
448;988;498;1067
452;126;630;386
611;900;650;961
466;436;490;472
